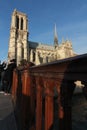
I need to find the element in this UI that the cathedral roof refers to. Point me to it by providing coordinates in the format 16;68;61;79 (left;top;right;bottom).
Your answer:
29;41;54;50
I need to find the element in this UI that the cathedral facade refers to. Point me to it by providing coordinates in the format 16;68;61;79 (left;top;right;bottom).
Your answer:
8;9;76;66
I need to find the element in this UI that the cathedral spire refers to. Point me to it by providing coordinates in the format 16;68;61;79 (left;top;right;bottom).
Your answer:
54;24;58;48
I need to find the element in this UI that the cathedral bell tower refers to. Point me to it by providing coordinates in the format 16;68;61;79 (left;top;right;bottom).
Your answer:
8;9;29;65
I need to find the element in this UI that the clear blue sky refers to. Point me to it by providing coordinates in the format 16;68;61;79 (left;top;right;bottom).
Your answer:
0;0;87;62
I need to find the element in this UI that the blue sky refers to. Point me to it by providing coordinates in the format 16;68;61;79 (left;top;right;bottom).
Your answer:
0;0;87;62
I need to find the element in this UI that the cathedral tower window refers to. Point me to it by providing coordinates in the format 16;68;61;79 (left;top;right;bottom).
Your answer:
22;46;24;59
21;18;23;30
16;16;19;29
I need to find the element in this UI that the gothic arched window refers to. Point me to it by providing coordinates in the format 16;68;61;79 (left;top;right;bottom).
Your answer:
22;43;24;59
21;18;23;30
16;16;19;29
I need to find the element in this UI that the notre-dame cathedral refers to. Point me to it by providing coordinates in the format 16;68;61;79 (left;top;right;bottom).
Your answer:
8;9;76;66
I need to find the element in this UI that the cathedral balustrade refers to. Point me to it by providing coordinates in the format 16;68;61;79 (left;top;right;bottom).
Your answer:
12;53;87;130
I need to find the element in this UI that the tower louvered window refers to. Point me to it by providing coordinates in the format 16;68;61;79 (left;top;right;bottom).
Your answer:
21;18;23;30
16;16;19;29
